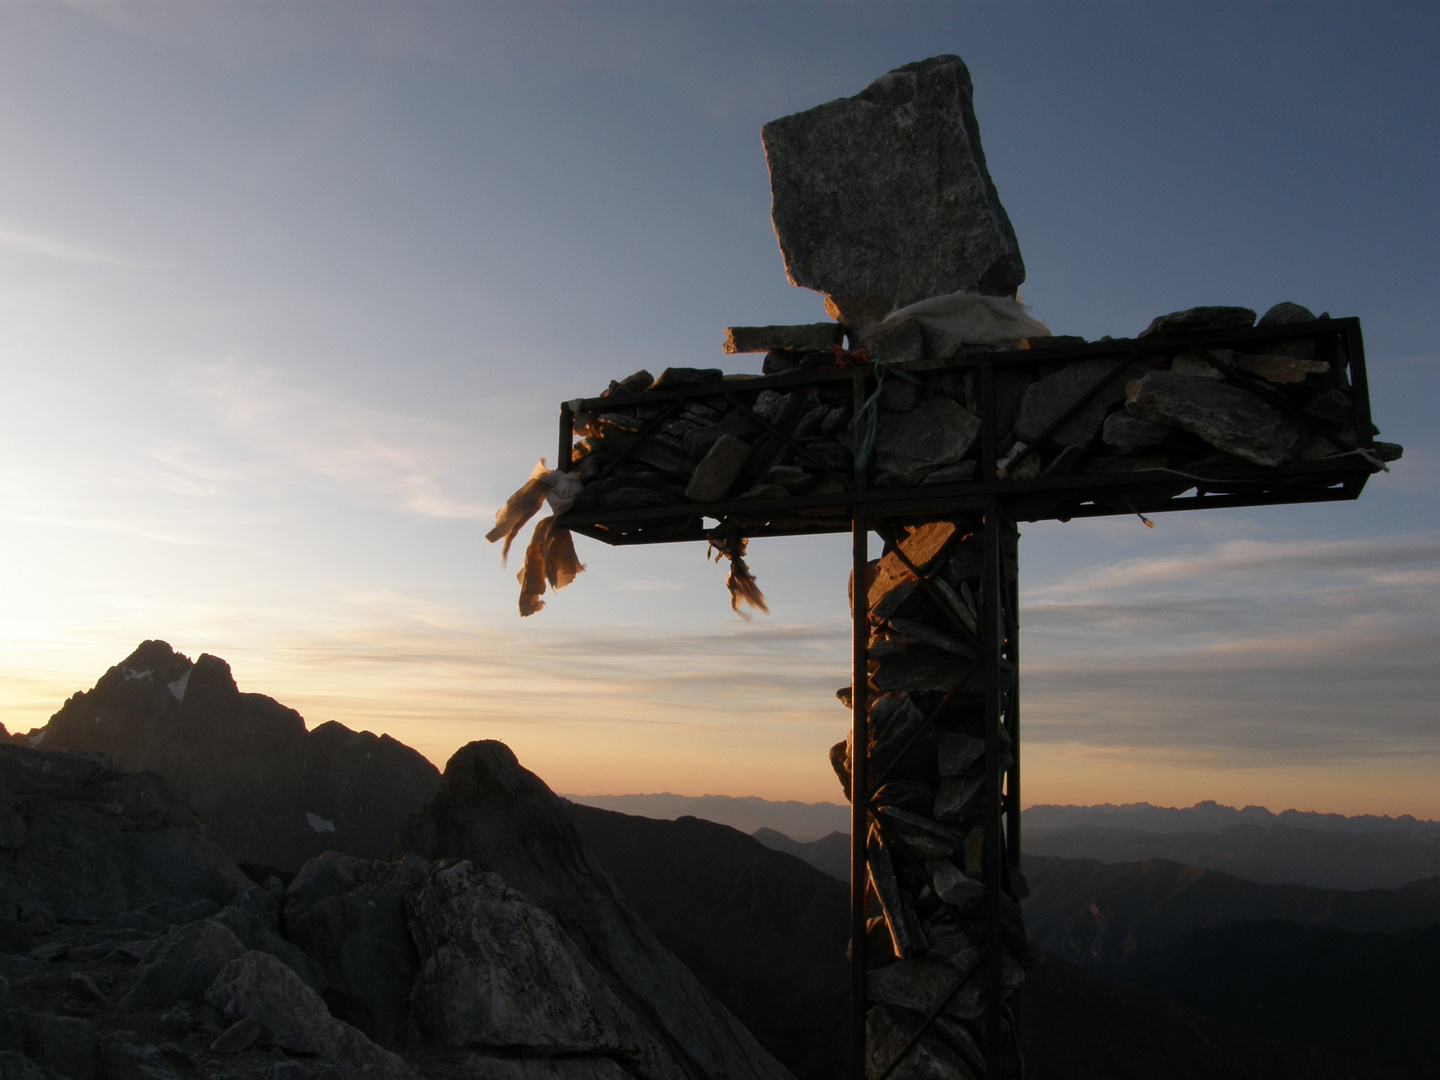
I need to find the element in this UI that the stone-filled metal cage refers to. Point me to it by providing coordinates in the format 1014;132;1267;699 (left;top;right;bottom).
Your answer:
552;317;1382;1080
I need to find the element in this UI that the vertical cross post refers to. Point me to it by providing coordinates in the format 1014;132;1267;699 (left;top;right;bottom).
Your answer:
850;510;870;1080
982;500;1005;1074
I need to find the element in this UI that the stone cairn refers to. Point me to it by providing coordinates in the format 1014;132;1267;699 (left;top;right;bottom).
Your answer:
498;54;1399;1080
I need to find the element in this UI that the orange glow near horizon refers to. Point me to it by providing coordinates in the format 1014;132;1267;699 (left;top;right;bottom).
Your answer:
5;635;1438;822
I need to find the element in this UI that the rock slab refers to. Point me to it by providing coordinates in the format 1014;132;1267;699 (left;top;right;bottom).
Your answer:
761;55;1024;308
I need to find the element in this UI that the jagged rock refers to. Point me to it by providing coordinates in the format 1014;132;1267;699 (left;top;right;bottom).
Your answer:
35;642;441;872
1015;359;1146;448
7;1011;101;1080
121;920;247;1008
686;436;751;503
395;742;794;1080
1175;348;1329;385
868;959;981;1021
1138;306;1256;338
872;649;978;695
1258;302;1316;326
99;1034;178;1080
934;774;986;823
761;55;1024;307
1102;412;1181;448
464;1061;634;1080
761;351;803;375
937;733;985;777
866;1004;977;1080
856;318;924;365
861;521;957;616
723;325;842;355
407;861;682;1080
1126;372;1309;467
866;829;926;957
650;369;724;390
928;861;984;911
283;853;431;1047
205;951;413;1079
1303;388;1353;428
871;390;980;487
876;808;963;861
0;1052;60;1080
210;906;325;993
0;744;250;922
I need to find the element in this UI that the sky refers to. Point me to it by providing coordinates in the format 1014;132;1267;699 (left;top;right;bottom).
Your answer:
0;1;1437;816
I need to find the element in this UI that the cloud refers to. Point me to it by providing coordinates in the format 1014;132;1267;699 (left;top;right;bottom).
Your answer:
0;220;135;267
1017;532;1440;765
171;358;491;519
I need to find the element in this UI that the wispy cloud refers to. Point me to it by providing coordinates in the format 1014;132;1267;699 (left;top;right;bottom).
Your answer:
0;220;136;267
1018;533;1440;766
171;358;490;519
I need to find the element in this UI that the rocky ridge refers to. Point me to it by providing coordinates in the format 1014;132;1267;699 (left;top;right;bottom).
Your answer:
0;646;794;1080
28;641;440;873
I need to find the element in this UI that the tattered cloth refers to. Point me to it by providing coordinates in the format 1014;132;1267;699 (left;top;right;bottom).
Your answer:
486;461;585;616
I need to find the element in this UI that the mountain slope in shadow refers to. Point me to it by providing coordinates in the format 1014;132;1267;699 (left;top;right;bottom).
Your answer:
1022;854;1440;970
572;808;849;1080
1026;823;1440;890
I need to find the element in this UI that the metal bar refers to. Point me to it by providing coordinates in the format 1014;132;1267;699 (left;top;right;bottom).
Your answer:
1345;321;1375;450
850;510;870;1080
1004;515;1021;877
981;359;998;483
555;453;1373;535
558;403;574;473
982;500;1005;1075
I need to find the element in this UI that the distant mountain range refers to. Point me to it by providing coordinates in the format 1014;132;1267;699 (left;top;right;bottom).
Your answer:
567;793;1439;845
563;792;850;841
1025;799;1440;835
1025;824;1440;891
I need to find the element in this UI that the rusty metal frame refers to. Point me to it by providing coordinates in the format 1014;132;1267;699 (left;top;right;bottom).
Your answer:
550;318;1376;1079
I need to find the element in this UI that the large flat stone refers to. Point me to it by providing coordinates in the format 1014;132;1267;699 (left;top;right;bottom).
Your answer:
1126;371;1310;467
722;324;842;354
761;55;1024;308
1015;358;1146;448
873;396;981;486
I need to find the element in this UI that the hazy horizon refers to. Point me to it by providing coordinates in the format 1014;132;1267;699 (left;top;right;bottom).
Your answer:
2;3;1437;816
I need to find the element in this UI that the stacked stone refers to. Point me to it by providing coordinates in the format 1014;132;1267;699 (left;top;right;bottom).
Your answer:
828;518;1029;1080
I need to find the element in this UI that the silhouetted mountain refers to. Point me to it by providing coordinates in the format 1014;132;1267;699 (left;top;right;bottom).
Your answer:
1025;800;1440;835
571;809;848;1080
1129;921;1440;1078
751;827;849;881
565;793;848;841
567;805;1388;1080
28;640;440;871
1022;854;1440;971
1025;823;1440;890
398;743;791;1080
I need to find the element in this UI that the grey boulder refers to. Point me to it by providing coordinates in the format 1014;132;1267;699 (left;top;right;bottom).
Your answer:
761;55;1024;308
283;853;430;1047
407;861;682;1080
395;742;794;1080
205;950;413;1080
1126;372;1310;467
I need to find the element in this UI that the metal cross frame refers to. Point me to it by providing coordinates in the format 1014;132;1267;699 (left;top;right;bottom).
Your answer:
552;318;1379;1080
